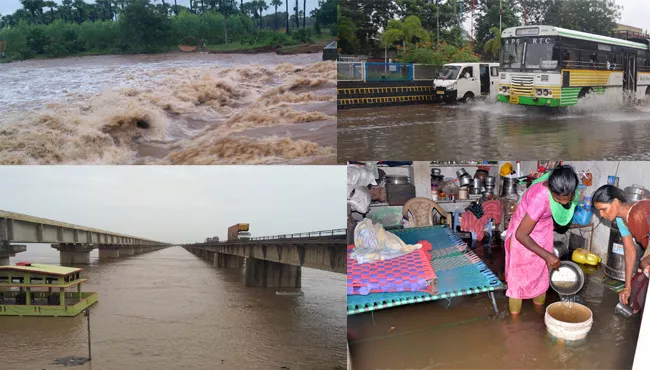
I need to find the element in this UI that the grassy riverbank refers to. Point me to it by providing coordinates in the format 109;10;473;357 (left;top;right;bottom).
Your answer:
0;0;335;63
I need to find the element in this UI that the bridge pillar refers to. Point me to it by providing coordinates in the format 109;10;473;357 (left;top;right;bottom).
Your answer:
0;242;27;266
98;245;120;258
214;253;244;268
245;257;301;288
52;244;94;265
121;246;135;256
134;246;144;254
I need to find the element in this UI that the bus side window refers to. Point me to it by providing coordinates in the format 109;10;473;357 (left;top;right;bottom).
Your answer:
597;53;607;70
490;67;499;77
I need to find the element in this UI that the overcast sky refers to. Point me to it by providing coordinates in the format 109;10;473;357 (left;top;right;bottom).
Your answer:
0;0;321;17
2;1;648;31
0;166;345;244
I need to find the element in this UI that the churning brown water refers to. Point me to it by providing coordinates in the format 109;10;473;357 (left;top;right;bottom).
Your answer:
0;53;335;164
2;246;346;369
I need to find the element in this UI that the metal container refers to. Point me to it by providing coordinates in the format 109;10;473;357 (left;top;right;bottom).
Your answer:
459;174;472;187
605;222;643;281
553;241;569;259
385;175;410;185
386;181;416;206
456;168;468;178
615;302;634;318
474;169;489;182
484;176;496;186
431;168;442;176
470;187;482;195
605;223;627;281
624;185;650;202
458;188;469;200
471;178;483;189
550;261;585;296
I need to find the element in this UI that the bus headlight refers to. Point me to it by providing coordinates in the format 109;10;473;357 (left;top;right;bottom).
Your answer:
447;82;457;91
548;90;553;96
536;89;543;96
543;89;549;96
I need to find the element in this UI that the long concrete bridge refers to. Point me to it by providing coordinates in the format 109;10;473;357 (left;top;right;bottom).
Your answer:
0;210;170;265
183;229;346;288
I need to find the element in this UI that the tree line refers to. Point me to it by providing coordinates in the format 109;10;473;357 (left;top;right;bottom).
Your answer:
0;0;337;61
339;0;623;58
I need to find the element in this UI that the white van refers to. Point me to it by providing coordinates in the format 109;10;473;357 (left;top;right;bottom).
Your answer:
434;62;500;103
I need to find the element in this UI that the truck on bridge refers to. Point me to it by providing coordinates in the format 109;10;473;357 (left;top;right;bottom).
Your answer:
228;223;251;241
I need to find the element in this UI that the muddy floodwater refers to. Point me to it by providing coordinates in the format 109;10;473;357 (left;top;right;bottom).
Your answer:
348;240;641;369
338;97;650;161
0;52;335;164
2;246;346;370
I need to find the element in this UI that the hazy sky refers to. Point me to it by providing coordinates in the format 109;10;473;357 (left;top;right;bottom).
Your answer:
0;0;322;17
0;166;345;244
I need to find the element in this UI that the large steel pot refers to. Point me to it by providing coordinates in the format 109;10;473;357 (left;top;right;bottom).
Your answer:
484;176;496;186
431;168;442;176
385;175;410;185
456;168;468;178
625;185;650;202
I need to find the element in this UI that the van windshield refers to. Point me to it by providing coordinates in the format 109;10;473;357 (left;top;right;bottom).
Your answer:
437;66;461;80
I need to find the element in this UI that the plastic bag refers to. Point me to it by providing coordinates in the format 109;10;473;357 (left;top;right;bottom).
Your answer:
347;166;377;187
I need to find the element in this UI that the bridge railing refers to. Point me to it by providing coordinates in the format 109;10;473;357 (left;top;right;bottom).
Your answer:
248;229;347;241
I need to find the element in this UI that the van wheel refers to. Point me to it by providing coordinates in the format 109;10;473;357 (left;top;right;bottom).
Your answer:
645;87;650;95
578;88;593;99
462;92;475;103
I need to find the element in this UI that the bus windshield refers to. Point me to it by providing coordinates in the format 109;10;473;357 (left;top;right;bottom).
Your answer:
501;40;524;69
437;65;461;80
525;40;557;69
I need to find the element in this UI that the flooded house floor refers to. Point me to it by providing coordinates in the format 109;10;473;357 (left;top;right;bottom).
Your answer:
348;236;642;369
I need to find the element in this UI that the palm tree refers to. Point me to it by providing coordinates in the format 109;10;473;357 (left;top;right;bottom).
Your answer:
270;0;281;30
302;0;305;28
257;1;267;28
44;1;57;23
294;0;298;28
20;0;39;24
73;0;85;22
34;0;46;24
61;0;74;22
284;0;289;34
381;15;430;51
173;0;179;15
200;0;205;13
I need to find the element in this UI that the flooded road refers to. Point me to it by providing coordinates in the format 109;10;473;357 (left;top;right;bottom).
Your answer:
348;240;641;369
0;52;335;164
338;97;650;161
2;246;346;370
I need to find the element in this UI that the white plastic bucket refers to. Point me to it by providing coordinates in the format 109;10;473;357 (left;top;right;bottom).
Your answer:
545;301;593;341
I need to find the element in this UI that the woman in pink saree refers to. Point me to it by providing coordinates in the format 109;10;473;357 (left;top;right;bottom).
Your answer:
504;165;579;314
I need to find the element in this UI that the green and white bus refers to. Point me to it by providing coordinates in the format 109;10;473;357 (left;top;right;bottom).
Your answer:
497;25;650;107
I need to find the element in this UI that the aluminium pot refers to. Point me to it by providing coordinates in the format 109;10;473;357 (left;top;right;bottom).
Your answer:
472;178;483;189
431;168;442;176
385;175;410;185
624;185;650;202
459;174;472;187
485;176;496;186
456;168;468;178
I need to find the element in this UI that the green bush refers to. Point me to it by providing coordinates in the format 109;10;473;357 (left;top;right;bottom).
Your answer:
291;28;312;43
